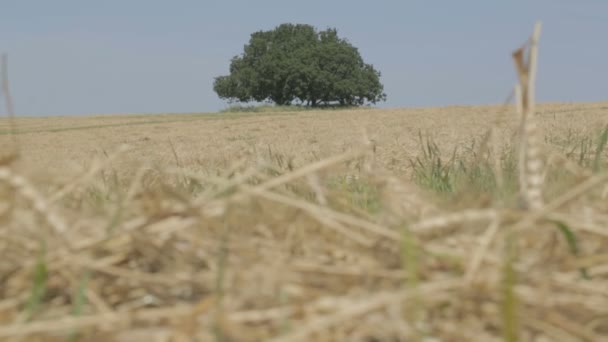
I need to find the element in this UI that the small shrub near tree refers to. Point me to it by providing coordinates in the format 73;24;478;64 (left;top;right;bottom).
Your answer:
213;23;386;107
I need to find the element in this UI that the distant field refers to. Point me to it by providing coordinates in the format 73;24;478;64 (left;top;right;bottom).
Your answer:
1;102;608;341
2;102;607;178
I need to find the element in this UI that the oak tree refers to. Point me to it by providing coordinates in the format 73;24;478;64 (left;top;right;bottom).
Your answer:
214;24;386;107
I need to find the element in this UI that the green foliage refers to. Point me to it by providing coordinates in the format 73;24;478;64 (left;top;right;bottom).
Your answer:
214;23;386;107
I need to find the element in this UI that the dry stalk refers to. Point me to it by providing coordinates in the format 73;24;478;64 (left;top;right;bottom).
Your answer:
238;180;400;243
512;172;608;233
410;208;499;237
513;22;545;210
0;167;67;235
175;167;402;243
270;280;461;342
68;258;204;286
254;148;365;191
0;53;19;162
463;216;501;284
0;305;197;338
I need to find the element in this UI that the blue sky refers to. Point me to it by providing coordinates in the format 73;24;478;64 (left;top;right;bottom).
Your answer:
1;0;606;116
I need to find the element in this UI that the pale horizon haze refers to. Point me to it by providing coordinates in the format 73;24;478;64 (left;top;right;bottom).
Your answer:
1;0;607;116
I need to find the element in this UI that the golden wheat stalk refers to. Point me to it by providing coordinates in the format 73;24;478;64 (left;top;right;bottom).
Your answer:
0;167;67;235
514;22;544;211
0;54;19;164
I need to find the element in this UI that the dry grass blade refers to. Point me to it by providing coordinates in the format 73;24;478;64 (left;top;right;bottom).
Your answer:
68;258;203;286
254;148;365;191
464;217;501;284
0;305;196;338
523;314;586;342
173;167;402;242
0;167;68;235
270;280;461;342
410;208;499;237
524;309;603;341
237;176;401;242
513;172;608;233
292;261;407;280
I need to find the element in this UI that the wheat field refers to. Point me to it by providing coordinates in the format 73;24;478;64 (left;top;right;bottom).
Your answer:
3;102;606;177
1;100;608;341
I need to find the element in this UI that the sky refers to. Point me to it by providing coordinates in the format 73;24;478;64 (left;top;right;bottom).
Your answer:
0;0;607;116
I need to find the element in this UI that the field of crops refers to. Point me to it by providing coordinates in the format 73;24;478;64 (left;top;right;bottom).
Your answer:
1;101;608;341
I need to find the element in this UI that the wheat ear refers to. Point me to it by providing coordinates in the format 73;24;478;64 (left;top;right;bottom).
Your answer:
513;22;544;210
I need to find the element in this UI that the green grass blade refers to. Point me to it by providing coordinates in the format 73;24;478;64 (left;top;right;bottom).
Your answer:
592;125;608;172
551;220;591;280
25;249;48;321
68;271;91;342
72;271;90;316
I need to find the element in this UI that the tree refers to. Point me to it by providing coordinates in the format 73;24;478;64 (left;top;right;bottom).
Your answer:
213;24;386;107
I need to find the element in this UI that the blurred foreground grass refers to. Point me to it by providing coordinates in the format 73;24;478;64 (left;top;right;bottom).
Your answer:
0;126;608;341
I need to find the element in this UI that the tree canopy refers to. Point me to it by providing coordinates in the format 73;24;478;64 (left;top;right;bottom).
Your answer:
213;24;386;107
